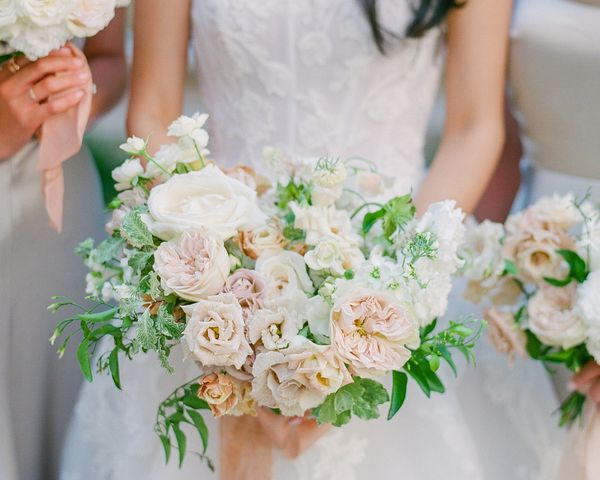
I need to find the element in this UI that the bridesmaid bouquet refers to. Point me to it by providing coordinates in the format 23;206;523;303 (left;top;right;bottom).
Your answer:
0;0;129;61
51;113;481;468
461;194;600;426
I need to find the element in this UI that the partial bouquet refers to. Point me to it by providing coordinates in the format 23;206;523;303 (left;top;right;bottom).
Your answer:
51;112;482;468
460;194;600;426
0;0;130;62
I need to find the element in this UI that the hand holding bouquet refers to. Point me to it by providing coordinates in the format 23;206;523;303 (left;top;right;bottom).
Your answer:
51;112;482;468
461;194;600;425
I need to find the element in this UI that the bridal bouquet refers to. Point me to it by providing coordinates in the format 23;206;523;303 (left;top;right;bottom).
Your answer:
51;112;481;468
0;0;129;61
461;194;600;426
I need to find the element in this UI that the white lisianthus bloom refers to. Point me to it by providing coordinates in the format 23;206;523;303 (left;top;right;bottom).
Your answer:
578;270;600;328
119;136;147;155
182;293;252;369
145;166;266;241
252;336;351;416
247;307;302;350
528;285;587;349
111;158;144;191
304;239;346;275
19;0;73;27
256;250;314;297
530;194;582;230
67;0;117;37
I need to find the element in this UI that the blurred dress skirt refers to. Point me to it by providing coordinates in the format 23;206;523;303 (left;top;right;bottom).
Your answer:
0;141;104;480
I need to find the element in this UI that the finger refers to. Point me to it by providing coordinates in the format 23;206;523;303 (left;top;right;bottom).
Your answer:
282;420;331;459
8;56;85;94
31;70;90;102
572;362;600;389
30;88;86;124
588;381;600;405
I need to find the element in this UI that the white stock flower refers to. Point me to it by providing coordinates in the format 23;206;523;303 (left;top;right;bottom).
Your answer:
247;307;302;350
7;23;71;60
182;293;252;369
67;0;118;37
111;158;144;191
145;166;265;241
119;136;147;155
251;336;351;416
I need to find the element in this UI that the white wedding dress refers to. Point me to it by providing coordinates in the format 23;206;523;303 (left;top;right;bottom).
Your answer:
61;1;564;479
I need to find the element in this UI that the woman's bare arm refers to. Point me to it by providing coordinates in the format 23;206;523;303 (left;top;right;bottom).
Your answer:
84;9;127;123
415;0;513;214
127;0;190;150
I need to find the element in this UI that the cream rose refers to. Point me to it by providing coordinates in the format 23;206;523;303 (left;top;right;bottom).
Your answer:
182;293;252;369
251;337;351;416
527;285;587;349
145;166;265;240
331;288;420;376
256;250;314;301
247;307;302;350
222;268;266;313
154;231;230;302
239;223;286;260
304;237;364;275
484;308;527;365
290;203;358;246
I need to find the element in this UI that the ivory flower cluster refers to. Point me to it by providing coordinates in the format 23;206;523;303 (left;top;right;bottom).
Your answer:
53;112;478;466
0;0;129;60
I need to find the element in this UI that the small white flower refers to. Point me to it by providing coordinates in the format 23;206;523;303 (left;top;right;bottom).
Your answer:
119;136;147;155
111;158;144;191
304;239;345;275
167;113;209;140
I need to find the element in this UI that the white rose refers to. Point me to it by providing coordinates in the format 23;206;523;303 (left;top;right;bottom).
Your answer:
7;23;71;60
111;158;144;191
145;166;266;241
304;239;346;275
251;337;351;416
256;250;314;299
67;0;117;37
528;285;587;349
240;222;286;260
290;203;359;246
530;194;582;230
0;0;18;28
247;307;302;350
154;231;230;302
19;0;73;27
182;293;252;369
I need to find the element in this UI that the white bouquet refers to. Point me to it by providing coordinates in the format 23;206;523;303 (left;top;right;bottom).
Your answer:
51;113;482;469
0;0;129;61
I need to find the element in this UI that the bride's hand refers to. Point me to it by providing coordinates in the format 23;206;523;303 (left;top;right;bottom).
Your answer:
571;361;600;406
0;46;90;159
256;408;332;459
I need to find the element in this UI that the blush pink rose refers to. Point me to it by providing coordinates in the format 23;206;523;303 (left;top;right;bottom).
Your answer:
197;372;256;417
154;231;230;302
483;308;527;365
222;268;266;313
330;288;420;376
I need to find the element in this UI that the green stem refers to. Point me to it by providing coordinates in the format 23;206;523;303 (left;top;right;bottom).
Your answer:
142;151;171;177
192;141;206;168
350;202;384;220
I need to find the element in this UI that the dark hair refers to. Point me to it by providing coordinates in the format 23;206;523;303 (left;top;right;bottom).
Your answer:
358;0;463;52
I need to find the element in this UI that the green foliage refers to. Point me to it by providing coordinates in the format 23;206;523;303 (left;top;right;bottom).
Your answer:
75;238;94;259
544;249;589;287
503;259;518;276
121;209;155;249
361;194;416;241
155;378;213;470
558;391;587;428
276;180;312;210
387;371;408;420
95;237;126;264
312;377;389;427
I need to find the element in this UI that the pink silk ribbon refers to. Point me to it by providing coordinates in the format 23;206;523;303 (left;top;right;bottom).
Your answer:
38;44;92;233
559;403;600;479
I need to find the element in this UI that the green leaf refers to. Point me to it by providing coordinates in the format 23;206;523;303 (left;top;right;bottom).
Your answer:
313;395;337;425
159;434;172;463
428;354;440;372
557;249;588;283
437;346;457;377
404;360;430;397
362;208;385;234
381;195;416;240
387;371;408;420
558;391;586;427
108;348;121;389
171;422;187;468
420;319;437;340
95;237;125;264
122;210;154;249
525;330;544;360
333;389;354;414
77;339;92;382
75;238;94;259
543;276;573;287
129;251;154;273
135;311;158;351
155;305;185;339
187;410;209;453
503;259;518;276
78;308;117;323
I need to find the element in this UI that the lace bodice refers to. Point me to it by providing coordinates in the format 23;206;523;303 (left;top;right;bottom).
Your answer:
190;0;444;194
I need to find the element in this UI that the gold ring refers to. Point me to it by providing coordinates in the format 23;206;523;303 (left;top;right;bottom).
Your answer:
7;57;20;74
28;87;38;102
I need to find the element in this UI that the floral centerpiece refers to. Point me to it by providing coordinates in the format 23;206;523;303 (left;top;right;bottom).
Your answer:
460;194;600;426
51;112;482;468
